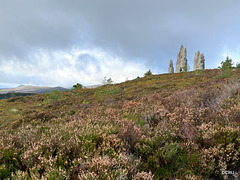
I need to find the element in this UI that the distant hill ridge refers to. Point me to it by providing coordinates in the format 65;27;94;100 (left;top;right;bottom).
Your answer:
0;85;68;94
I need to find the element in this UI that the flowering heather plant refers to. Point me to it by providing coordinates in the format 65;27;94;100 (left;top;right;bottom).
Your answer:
1;70;240;179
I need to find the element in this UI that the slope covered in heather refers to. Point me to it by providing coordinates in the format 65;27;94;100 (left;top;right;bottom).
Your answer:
0;69;240;179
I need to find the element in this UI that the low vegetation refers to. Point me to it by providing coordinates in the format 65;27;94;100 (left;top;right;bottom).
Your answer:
144;69;152;77
71;83;83;90
218;56;234;78
0;68;240;179
0;92;34;100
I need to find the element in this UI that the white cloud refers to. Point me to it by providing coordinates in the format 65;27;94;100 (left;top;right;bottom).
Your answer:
0;48;146;88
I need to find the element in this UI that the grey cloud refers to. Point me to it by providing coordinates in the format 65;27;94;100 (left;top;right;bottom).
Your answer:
0;1;91;58
1;0;240;86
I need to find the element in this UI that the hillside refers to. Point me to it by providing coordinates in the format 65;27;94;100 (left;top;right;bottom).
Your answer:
0;69;240;179
0;85;68;94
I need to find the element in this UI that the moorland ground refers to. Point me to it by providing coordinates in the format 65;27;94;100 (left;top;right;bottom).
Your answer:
0;69;240;179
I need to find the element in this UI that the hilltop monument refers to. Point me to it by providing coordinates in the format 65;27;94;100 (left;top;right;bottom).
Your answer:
193;51;205;70
168;60;174;73
176;45;187;73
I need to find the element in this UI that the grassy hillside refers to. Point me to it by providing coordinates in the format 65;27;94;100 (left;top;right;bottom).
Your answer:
0;69;240;179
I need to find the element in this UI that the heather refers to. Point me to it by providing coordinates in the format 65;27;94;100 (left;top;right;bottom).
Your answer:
0;69;240;179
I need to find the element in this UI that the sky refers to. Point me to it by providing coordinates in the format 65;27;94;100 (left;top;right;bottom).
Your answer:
1;0;240;88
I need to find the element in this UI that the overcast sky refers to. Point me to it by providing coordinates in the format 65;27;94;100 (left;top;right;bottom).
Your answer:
1;0;240;88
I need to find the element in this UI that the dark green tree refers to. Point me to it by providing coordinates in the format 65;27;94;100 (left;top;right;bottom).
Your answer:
218;56;233;78
218;56;233;69
236;62;240;69
10;91;16;98
72;83;83;90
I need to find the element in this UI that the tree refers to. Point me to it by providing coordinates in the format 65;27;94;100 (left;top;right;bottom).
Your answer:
102;77;113;85
72;83;83;90
236;62;240;69
44;90;61;104
218;56;233;78
107;78;113;84
10;91;16;98
182;64;190;72
144;69;152;77
218;56;233;69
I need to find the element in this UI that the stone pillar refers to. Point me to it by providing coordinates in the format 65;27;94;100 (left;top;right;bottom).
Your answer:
176;45;187;72
193;51;205;70
168;60;174;73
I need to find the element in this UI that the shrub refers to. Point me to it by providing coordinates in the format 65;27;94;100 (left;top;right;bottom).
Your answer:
193;69;203;75
236;62;240;69
0;166;12;179
218;56;233;78
161;142;182;163
10;92;16;98
69;110;76;115
94;86;121;97
183;64;190;72
218;56;233;69
43;90;60;104
82;99;89;104
136;138;201;179
118;119;142;153
214;78;240;109
0;149;20;179
144;69;152;77
71;83;83;90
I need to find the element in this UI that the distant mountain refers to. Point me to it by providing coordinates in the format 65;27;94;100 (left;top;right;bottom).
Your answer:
0;85;68;94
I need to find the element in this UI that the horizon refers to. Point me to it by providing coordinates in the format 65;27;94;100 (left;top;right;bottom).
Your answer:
0;66;233;89
0;83;105;89
1;1;240;87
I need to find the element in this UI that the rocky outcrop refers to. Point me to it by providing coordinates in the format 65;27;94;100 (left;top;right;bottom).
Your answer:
193;51;205;70
176;45;187;72
168;60;174;73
